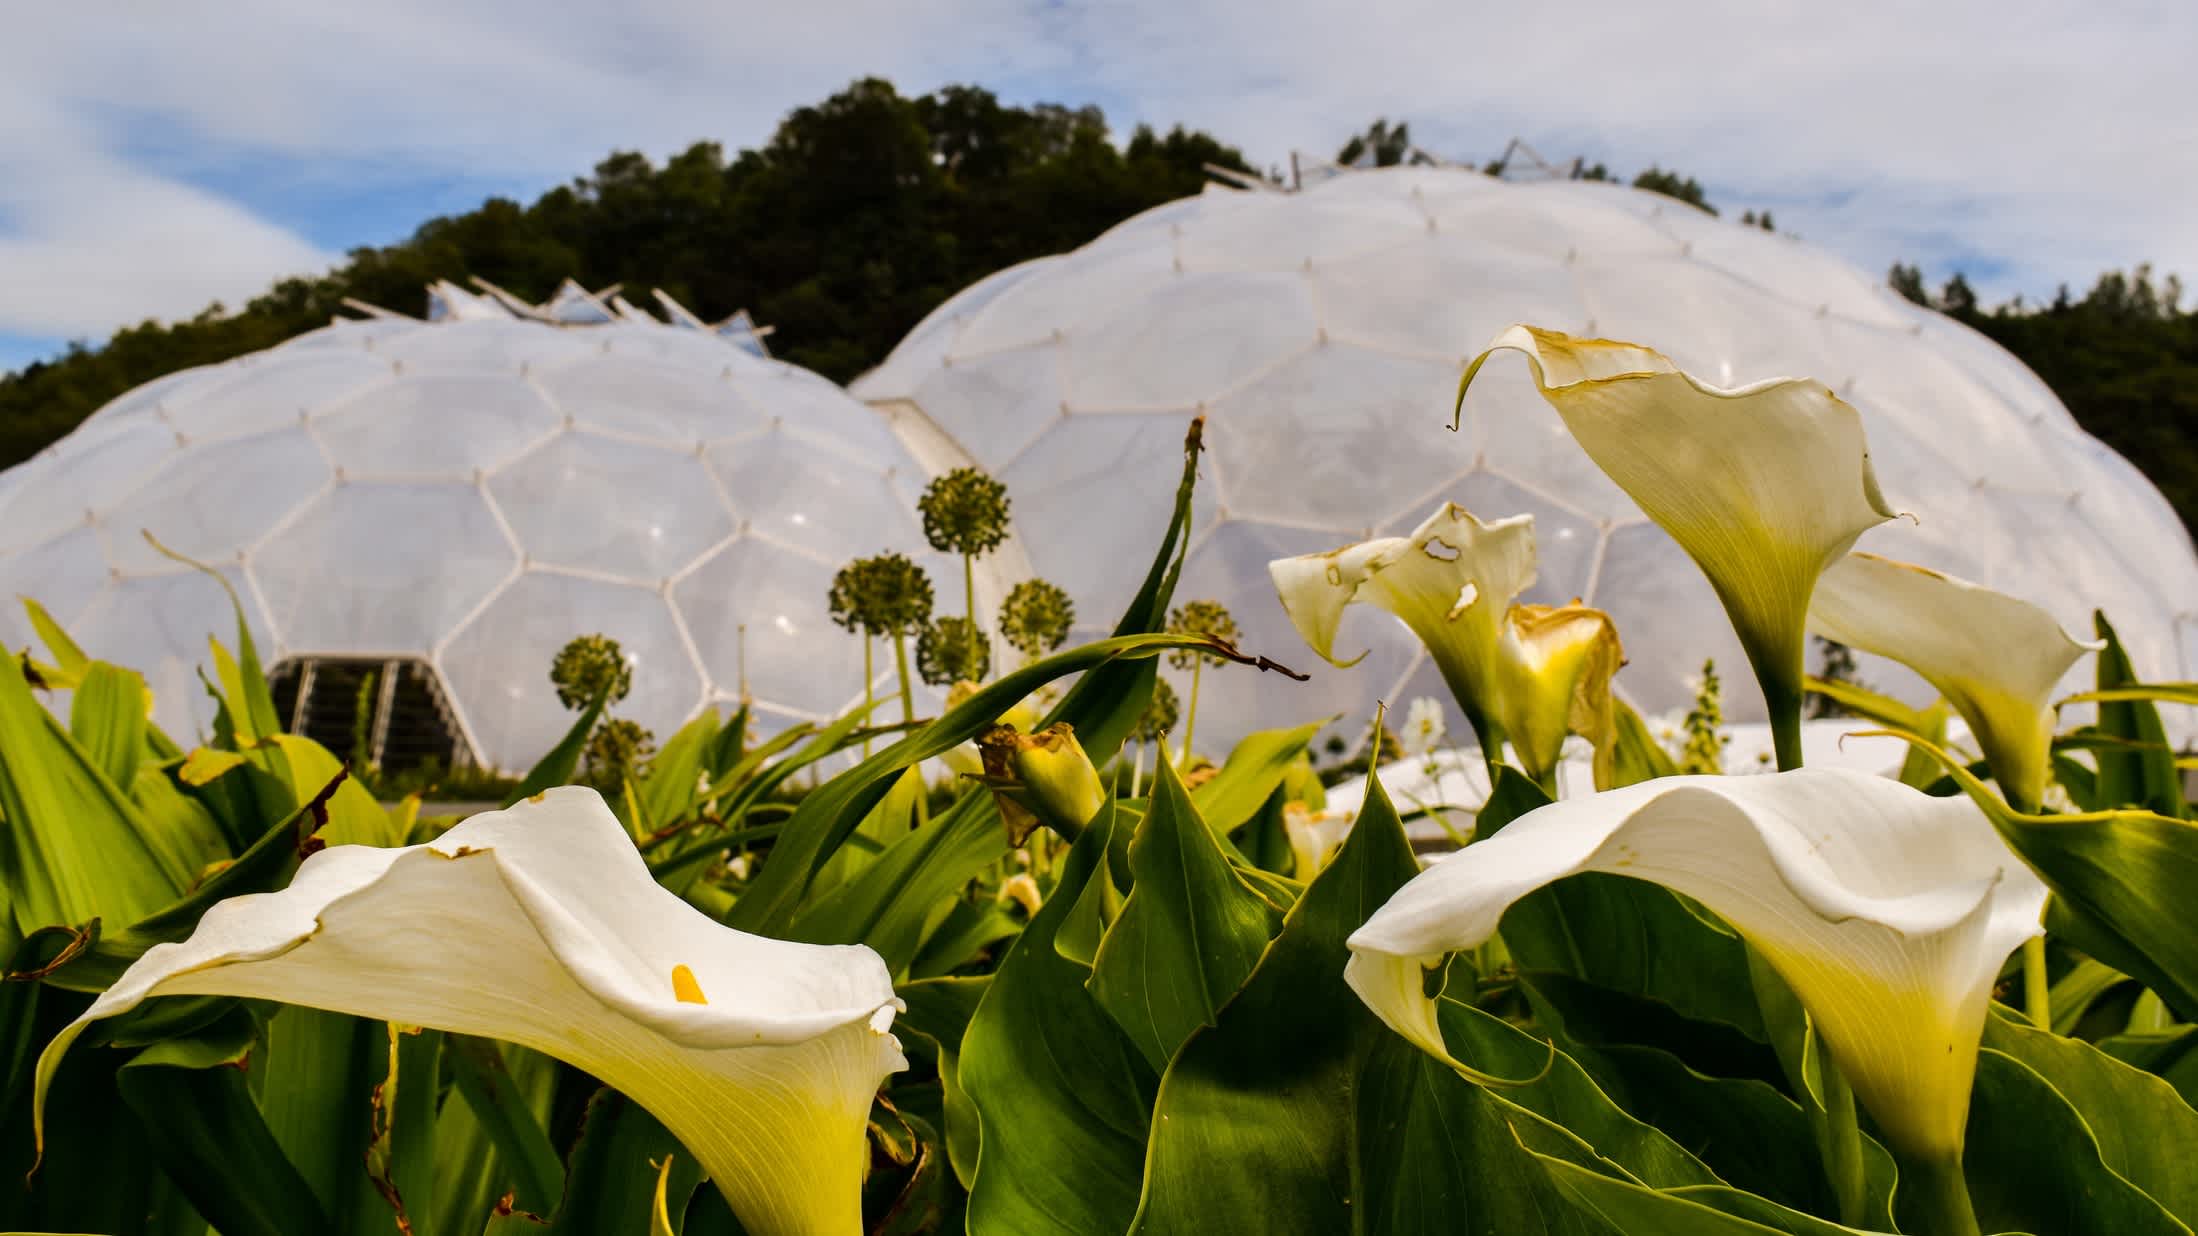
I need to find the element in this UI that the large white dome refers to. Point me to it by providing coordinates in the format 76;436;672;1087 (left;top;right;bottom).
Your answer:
855;167;2198;750
0;288;955;770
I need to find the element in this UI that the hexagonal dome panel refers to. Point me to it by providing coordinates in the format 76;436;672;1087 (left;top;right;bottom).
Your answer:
856;169;2198;752
0;299;950;767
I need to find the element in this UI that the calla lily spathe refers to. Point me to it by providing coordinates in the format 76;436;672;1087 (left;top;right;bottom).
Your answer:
1809;551;2102;811
1269;503;1536;752
1495;602;1624;791
1344;768;2046;1162
36;787;905;1236
1460;326;1898;758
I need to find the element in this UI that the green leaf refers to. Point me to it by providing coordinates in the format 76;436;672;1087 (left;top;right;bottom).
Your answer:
2067;683;2198;709
960;801;1155;1236
1610;696;1680;787
364;1025;443;1233
1959;1048;2189;1236
69;661;148;791
264;733;398;846
1982;1009;2198;1228
22;596;91;681
897;976;991;1190
639;709;719;833
2048;958;2136;1036
446;1035;567;1217
1130;772;1707;1235
2088;613;2187;817
730;630;1279;935
1802;674;1934;733
1882;731;2198;1023
789;789;1009;975
908;896;1022;980
1578;1038;1896;1222
1531;1157;1889;1235
1481;767;1766;1040
114;1008;334;1236
1185;719;1329;837
1038;416;1207;762
257;1007;387;1231
427;1041;561;1236
1089;751;1282;1070
539;1090;703;1235
502;685;610;808
0;653;184;930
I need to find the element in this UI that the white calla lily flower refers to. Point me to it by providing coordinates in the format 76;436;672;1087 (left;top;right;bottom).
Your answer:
1460;326;1897;763
1495;602;1625;791
36;787;905;1236
1284;802;1354;880
1269;503;1536;749
1809;551;2102;811
1345;769;2045;1162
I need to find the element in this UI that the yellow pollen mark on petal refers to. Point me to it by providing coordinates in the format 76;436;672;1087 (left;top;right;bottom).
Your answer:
672;964;708;1006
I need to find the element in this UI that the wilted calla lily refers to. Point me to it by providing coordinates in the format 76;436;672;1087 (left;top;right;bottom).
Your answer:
1345;769;2045;1166
1494;601;1624;791
37;788;904;1236
1809;551;2101;811
1269;503;1536;752
1460;326;1898;767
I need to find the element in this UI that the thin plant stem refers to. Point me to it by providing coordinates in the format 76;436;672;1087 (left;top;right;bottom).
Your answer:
963;553;980;678
1182;659;1204;767
861;636;874;758
892;630;915;722
2023;935;2051;1030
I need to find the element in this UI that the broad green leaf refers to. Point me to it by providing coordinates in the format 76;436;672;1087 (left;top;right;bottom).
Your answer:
1568;1038;1896;1223
2049;958;2135;1036
427;1040;561;1236
898;976;991;1190
2088;613;2187;818
639;708;719;833
1959;1049;2188;1236
1185;719;1328;837
790;789;1009;975
1983;1009;2198;1227
1924;737;2198;1021
443;1035;566;1219
1533;1157;1889;1235
1089;751;1282;1070
908;896;1022;980
114;1008;333;1236
32;767;343;992
364;1025;442;1232
1130;772;1710;1235
257;1007;386;1231
1480;767;1766;1040
69;661;148;791
0;654;184;930
20;1005;196;1236
128;763;229;878
960;802;1154;1236
265;733;398;847
2100;1027;2198;1110
540;1090;703;1235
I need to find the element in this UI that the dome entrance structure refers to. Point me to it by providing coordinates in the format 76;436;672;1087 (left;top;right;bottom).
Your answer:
0;279;958;771
855;166;2198;751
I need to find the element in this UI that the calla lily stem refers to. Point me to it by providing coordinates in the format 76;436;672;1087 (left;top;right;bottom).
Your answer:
2023;936;2051;1030
1898;1150;1982;1236
1181;659;1203;767
892;631;915;722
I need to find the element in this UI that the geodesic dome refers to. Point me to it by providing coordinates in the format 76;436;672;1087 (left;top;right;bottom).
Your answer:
0;282;956;770
855;167;2198;751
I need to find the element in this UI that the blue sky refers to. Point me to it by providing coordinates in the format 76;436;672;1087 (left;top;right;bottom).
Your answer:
5;2;2194;375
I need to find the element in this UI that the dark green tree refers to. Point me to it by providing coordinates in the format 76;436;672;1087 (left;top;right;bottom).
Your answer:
1632;165;1717;215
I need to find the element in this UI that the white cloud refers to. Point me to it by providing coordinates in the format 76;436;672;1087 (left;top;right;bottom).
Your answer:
2;0;2193;341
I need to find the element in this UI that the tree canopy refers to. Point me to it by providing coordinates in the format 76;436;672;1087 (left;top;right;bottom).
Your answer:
3;85;2192;539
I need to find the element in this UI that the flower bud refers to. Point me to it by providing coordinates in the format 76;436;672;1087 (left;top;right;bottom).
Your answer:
977;722;1105;843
